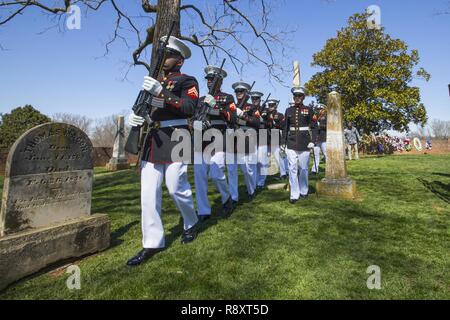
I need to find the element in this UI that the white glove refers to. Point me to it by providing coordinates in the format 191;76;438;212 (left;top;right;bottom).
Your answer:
142;76;163;96
308;142;315;149
204;94;216;108
193;120;203;131
128;113;145;127
236;108;244;118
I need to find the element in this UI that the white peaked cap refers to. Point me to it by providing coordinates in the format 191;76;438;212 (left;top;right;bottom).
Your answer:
204;65;227;79
232;81;251;91
249;91;264;98
160;36;191;59
291;86;306;95
267;99;280;105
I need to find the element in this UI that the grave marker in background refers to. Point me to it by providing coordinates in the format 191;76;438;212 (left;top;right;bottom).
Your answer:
0;123;110;291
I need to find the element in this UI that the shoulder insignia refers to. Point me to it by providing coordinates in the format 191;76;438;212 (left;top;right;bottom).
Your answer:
187;86;199;99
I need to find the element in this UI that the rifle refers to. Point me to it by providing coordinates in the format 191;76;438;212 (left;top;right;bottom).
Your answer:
237;81;255;111
260;93;272;118
194;58;226;130
124;21;176;155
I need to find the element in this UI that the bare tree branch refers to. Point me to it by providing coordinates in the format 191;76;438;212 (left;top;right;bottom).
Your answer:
142;0;157;13
0;0;31;25
1;0;296;85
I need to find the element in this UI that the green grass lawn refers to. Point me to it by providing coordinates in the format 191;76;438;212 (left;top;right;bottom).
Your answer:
0;154;449;299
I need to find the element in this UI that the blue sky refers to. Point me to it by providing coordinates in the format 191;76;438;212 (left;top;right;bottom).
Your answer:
0;0;449;127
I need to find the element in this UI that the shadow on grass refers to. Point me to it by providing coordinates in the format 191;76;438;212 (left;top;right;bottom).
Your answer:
164;195;231;249
93;168;226;250
418;178;450;204
432;172;450;178
111;221;140;248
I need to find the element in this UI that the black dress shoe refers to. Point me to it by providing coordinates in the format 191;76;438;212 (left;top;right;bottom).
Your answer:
248;192;256;201
127;248;163;266
300;194;309;199
198;215;210;222
289;199;298;204
181;224;198;244
222;197;234;216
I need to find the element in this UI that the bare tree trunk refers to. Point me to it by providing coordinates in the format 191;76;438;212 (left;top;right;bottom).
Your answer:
151;0;181;62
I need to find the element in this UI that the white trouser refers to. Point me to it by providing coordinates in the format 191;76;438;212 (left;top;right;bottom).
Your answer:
256;145;269;187
347;143;359;160
194;151;230;216
286;149;310;200
312;142;327;173
140;161;198;249
226;152;257;201
273;146;288;177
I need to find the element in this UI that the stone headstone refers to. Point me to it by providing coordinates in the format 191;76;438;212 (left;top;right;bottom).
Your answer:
106;116;130;171
316;92;356;199
0;123;110;291
267;154;287;190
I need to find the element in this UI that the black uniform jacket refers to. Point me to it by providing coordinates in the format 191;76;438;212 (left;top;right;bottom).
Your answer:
313;112;327;144
198;91;236;152
283;104;317;152
232;101;260;154
271;111;286;146
141;72;199;164
258;107;273;146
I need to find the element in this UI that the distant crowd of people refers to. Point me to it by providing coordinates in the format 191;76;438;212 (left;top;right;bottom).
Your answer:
360;133;432;155
343;123;432;158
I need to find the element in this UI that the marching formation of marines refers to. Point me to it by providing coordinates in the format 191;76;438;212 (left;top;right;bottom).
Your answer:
126;35;328;265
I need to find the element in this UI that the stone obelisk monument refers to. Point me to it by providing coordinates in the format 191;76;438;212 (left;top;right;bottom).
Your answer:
316;92;356;199
293;61;301;87
106;115;130;171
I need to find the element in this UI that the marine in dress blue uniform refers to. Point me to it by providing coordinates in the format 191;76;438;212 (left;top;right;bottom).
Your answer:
250;91;271;190
266;100;288;179
194;65;234;221
283;87;317;203
311;103;327;174
227;82;260;202
126;36;200;266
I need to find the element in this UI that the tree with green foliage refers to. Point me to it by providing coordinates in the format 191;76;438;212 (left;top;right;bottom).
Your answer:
305;12;430;134
0;105;51;150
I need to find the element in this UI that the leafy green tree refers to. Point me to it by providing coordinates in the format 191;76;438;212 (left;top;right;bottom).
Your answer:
0;105;51;150
305;12;430;133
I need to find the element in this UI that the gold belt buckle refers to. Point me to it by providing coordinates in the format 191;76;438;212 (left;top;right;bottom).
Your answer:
154;121;161;129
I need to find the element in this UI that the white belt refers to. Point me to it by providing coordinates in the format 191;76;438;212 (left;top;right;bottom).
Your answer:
158;119;188;128
289;126;309;132
211;120;226;126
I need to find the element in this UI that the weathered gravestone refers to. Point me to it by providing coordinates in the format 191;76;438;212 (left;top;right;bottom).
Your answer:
106;115;130;171
0;123;110;291
316;92;357;199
